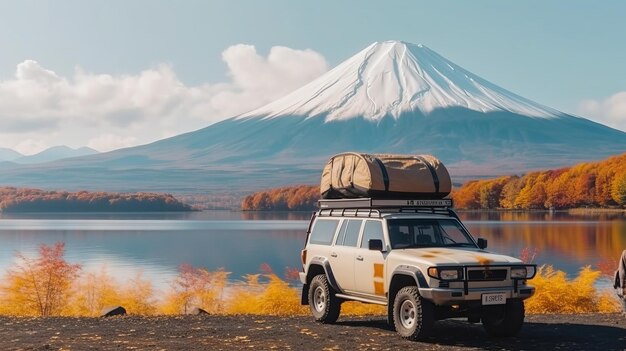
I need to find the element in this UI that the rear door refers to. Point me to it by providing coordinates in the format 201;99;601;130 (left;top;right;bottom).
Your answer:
354;220;388;298
328;219;362;293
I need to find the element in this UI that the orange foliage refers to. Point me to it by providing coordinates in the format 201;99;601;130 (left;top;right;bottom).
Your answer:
161;264;229;315
526;265;620;314
0;187;192;212
453;152;626;209
0;252;620;317
242;185;318;211
0;242;81;316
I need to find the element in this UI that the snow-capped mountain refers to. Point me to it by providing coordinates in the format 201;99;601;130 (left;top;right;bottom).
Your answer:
0;41;624;193
240;41;559;121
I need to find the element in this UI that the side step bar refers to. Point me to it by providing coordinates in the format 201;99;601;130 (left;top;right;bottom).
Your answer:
335;293;387;306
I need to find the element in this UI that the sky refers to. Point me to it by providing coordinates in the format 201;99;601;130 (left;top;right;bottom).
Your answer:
0;0;625;154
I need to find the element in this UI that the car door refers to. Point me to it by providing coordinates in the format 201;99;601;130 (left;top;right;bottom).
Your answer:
328;219;363;293
354;220;388;297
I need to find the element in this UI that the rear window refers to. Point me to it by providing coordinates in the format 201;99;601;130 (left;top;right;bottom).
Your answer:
309;219;339;245
335;219;362;247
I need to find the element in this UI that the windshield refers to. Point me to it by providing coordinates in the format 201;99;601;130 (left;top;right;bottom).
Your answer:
387;218;477;249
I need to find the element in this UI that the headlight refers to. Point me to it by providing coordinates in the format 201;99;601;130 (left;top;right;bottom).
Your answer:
439;269;459;280
510;267;527;279
427;267;461;280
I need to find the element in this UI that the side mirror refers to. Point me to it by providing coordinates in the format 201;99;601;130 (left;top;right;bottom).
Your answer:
477;238;488;249
369;239;384;251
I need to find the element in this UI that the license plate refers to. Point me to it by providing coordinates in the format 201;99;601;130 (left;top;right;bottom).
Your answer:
482;292;506;305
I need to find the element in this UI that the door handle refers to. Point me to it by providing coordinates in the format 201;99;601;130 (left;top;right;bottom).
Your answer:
356;256;364;261
330;252;337;258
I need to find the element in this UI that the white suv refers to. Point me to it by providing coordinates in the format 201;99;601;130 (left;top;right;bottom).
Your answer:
299;198;536;340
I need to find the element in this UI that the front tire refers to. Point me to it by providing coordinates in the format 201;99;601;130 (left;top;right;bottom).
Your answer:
482;299;525;337
308;274;340;323
392;286;434;340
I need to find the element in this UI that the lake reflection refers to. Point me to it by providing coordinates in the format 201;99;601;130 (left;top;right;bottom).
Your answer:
0;211;624;290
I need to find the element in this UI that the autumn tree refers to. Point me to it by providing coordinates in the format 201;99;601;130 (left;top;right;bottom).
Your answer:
499;176;523;209
611;173;626;206
1;242;81;316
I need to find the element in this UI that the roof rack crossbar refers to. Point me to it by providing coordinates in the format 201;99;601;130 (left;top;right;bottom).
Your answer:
318;198;453;210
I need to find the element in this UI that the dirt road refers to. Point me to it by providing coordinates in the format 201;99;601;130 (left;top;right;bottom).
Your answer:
0;313;624;350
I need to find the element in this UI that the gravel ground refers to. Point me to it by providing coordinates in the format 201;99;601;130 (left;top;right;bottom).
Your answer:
0;313;624;351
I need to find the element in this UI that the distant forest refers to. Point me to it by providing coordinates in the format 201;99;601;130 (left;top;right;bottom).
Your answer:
241;185;318;211
0;187;192;212
242;152;626;211
453;152;626;210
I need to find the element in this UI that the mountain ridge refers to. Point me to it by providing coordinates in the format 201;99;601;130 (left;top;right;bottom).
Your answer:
0;41;624;193
13;146;98;164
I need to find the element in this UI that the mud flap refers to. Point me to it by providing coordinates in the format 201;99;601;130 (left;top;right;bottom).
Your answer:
301;284;309;305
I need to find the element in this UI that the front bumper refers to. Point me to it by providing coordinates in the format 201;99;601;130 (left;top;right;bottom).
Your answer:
419;285;535;306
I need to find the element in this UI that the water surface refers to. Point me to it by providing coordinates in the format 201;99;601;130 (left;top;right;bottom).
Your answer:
0;211;623;290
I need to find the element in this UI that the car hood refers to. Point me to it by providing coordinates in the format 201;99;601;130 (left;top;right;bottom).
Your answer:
389;247;522;266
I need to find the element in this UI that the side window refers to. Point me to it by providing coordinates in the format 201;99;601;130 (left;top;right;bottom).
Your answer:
340;219;362;247
360;220;384;248
309;219;339;245
334;220;347;245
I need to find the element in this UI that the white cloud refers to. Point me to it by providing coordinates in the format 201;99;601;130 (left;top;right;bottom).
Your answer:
13;138;48;155
0;44;328;151
579;92;626;132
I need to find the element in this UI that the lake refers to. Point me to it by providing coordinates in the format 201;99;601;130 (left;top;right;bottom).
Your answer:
0;211;624;291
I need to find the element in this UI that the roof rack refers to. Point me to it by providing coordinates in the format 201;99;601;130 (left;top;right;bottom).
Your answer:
318;198;453;209
316;198;455;218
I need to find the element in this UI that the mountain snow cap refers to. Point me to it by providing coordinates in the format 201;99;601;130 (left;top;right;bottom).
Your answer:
238;40;561;121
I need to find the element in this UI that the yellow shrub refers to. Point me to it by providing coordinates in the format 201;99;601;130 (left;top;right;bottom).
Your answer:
117;273;157;315
226;274;307;316
68;269;121;316
525;265;621;314
160;265;230;315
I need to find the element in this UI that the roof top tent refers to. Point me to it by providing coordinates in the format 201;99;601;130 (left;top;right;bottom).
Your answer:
320;153;452;200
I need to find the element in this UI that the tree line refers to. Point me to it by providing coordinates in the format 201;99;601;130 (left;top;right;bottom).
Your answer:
0;187;192;212
241;185;318;211
241;152;626;210
453;152;626;209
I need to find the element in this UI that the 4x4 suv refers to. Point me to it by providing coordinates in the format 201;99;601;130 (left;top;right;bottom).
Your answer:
299;198;536;340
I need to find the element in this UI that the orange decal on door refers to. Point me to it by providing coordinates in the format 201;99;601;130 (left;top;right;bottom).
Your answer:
374;281;385;296
373;263;384;278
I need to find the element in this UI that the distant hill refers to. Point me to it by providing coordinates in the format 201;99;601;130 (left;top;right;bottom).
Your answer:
0;148;22;162
13;146;98;164
0;41;625;193
0;187;192;212
453;152;626;209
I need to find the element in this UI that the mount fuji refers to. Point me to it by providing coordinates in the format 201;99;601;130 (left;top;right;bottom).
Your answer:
1;41;625;193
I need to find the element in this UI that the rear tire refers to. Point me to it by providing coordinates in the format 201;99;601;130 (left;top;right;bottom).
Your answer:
308;274;340;323
392;286;434;340
482;299;525;337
